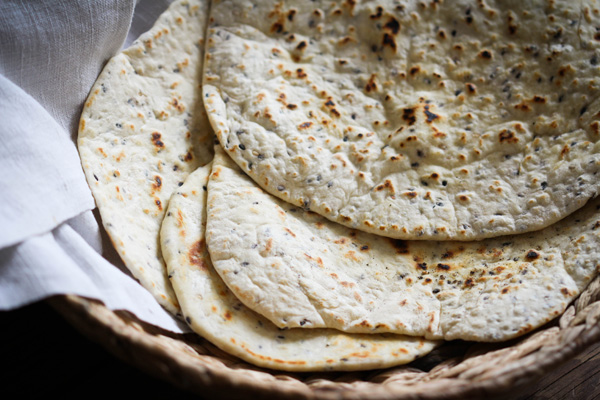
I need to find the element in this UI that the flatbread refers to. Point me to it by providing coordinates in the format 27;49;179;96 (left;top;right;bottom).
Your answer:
160;160;439;371
203;0;600;241
206;145;600;341
78;0;213;314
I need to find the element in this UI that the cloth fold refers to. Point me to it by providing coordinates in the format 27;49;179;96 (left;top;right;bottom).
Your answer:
0;0;185;333
0;74;95;248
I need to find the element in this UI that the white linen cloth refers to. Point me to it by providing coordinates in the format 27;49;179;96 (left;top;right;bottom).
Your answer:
0;0;187;333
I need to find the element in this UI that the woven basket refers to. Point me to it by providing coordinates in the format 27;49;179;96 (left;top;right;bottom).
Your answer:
48;274;600;399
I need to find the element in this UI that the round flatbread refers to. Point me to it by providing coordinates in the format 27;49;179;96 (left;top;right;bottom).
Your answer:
206;145;600;342
160;161;439;372
78;0;213;314
203;0;600;241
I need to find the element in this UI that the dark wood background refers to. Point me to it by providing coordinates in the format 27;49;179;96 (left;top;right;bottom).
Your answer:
2;300;599;399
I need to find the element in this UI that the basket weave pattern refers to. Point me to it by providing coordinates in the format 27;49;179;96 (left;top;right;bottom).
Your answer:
49;275;600;399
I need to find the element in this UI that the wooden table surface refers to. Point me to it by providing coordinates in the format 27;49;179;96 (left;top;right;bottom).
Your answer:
2;300;599;399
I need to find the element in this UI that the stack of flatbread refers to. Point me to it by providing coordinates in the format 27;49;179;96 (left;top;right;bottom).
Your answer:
78;0;600;371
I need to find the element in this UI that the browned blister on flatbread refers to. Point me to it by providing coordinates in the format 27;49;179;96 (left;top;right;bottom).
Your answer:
203;0;600;241
160;160;439;371
78;0;213;314
206;145;600;342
